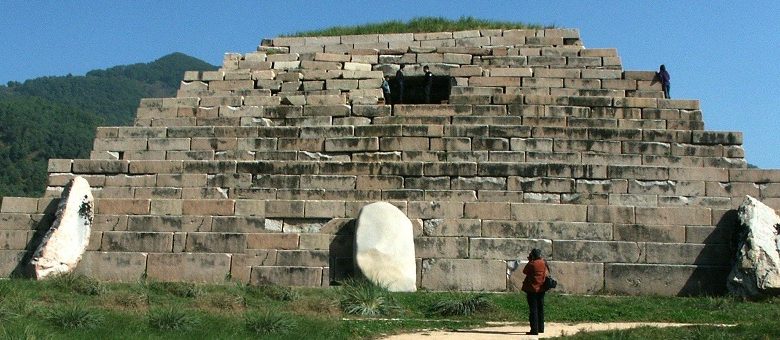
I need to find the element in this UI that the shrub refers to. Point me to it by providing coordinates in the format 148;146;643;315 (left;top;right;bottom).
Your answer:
428;293;493;316
244;311;296;336
49;273;105;296
146;307;199;331
339;278;399;316
46;305;102;329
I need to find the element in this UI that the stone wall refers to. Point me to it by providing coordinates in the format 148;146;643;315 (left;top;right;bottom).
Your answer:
2;28;778;295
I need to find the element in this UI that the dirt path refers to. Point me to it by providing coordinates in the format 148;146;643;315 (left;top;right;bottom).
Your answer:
381;322;721;339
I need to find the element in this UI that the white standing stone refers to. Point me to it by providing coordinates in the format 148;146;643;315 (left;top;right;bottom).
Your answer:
31;176;94;279
727;195;780;297
355;202;417;292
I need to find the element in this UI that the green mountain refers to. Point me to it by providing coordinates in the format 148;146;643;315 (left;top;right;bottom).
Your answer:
0;53;217;197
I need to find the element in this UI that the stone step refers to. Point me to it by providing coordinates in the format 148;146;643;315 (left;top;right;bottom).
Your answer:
89;127;741;158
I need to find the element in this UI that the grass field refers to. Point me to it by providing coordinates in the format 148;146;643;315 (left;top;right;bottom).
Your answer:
0;274;777;339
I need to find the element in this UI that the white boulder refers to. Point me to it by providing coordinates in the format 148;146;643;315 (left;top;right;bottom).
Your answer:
31;176;94;279
727;195;780;297
354;202;416;292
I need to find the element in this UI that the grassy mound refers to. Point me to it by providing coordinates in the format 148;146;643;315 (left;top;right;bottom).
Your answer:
285;16;548;37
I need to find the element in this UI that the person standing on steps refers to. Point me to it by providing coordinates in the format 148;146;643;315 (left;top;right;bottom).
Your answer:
381;75;392;105
522;248;548;335
395;64;405;104
423;65;433;104
657;64;671;99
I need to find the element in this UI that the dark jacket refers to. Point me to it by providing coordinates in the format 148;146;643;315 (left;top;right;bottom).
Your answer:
522;259;547;293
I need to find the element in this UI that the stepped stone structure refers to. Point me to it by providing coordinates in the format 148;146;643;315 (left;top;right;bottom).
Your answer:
2;28;779;295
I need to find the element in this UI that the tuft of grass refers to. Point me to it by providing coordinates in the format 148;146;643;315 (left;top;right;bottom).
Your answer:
339;278;400;317
146;307;199;331
104;291;148;309
196;292;244;311
244;311;296;336
427;293;493;317
245;284;299;302
145;281;202;298
284;16;547;37
48;273;105;296
46;305;102;329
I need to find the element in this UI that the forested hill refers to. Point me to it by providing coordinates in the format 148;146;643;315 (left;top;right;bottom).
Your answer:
0;53;217;197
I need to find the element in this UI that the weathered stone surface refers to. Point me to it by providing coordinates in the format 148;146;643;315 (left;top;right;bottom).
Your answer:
606;263;729;296
727;196;780;297
421;258;505;291
146;253;231;282
75;251;147;281
250;266;323;286
355;202;416;291
31;177;93;279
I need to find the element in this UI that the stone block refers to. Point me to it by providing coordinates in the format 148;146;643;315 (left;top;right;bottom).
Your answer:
553;240;645;262
75;251;147;282
470;238;551;260
250;266;323;287
147;253;232;283
407;201;463;219
508;260;603;293
422;219;481;237
0;250;26;276
325;79;359;90
185;232;246;253
729;169;780;183
421;259;506;291
1;197;39;214
229;251;277;283
614;224;685;243
100;231;173;252
95;199;150;215
0;230;30;250
604;263;728;296
645;242;731;265
635;207;711;226
211;216;265;233
510;203;587;222
414;236;469;258
181;199;234;216
481;220;612;241
247;233;299;250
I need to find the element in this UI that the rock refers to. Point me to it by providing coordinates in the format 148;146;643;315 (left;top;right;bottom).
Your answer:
31;176;94;279
354;202;416;292
727;195;780;297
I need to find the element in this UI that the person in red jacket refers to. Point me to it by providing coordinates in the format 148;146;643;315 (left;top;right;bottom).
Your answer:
522;248;548;335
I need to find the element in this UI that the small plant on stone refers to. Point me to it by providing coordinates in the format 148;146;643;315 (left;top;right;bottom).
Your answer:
146;307;199;331
46;305;103;329
427;293;493;317
339;278;400;316
244;311;296;336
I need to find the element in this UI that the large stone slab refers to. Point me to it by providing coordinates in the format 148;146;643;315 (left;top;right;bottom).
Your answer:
354;201;416;292
727;196;780;297
31;176;94;279
421;258;506;291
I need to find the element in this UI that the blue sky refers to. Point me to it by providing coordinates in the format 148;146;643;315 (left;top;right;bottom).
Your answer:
2;1;779;168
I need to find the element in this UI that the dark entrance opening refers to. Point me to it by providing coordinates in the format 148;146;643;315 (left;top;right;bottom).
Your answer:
390;76;452;105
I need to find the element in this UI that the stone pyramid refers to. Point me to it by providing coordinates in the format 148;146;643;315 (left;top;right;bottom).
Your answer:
2;28;777;295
